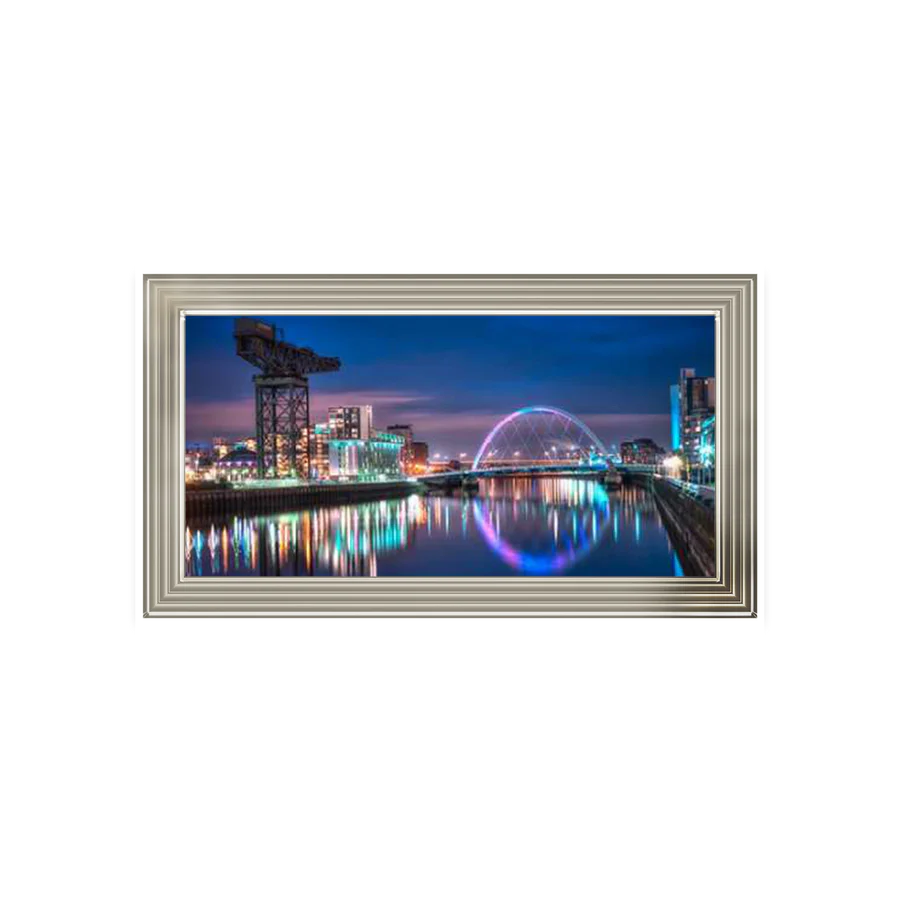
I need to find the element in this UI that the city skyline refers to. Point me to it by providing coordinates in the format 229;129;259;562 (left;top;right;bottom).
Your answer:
186;314;715;454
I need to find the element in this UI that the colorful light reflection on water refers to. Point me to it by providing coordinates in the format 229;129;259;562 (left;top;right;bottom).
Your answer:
185;478;684;577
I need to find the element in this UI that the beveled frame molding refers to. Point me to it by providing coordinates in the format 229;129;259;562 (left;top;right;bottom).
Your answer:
144;275;756;617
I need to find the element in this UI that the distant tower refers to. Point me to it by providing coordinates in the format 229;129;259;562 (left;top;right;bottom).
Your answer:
235;318;341;479
669;384;682;450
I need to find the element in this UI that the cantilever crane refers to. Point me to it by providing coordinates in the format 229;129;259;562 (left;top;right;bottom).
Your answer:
235;317;341;479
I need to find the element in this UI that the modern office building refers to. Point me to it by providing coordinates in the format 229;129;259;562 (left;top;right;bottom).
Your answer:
387;424;414;473
669;367;694;454
328;430;405;481
328;406;372;440
682;376;715;463
670;367;716;463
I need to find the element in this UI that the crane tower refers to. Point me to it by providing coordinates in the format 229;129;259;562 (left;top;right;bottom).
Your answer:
234;317;341;479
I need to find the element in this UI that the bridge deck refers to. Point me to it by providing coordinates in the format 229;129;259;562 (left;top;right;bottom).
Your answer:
416;465;715;500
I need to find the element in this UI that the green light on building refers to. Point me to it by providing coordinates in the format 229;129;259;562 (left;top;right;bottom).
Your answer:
329;431;405;481
699;415;716;466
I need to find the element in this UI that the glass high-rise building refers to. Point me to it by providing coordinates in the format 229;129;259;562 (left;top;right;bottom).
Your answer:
328;406;372;440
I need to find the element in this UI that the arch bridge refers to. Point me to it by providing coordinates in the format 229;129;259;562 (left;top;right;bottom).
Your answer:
419;406;615;487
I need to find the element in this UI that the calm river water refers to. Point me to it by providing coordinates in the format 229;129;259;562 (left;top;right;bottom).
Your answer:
185;477;684;577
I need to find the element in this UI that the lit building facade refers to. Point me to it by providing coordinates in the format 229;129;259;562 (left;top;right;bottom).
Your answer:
621;438;666;465
387;424;414;473
249;433;309;478
271;434;294;477
328;431;405;481
185;445;216;482
670;367;716;463
328;406;372;440
308;424;331;480
215;447;258;482
410;440;429;474
698;415;715;469
682;375;715;463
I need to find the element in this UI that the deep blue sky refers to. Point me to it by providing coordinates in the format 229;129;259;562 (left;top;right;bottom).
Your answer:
185;315;715;454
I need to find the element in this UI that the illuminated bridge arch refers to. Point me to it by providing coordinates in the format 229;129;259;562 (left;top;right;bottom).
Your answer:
472;406;607;470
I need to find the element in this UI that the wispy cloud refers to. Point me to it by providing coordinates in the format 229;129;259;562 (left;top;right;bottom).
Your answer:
406;410;669;432
309;391;431;421
185;398;255;439
187;390;672;452
581;413;670;429
186;391;433;441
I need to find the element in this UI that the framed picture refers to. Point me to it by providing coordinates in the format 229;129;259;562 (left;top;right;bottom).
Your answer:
144;275;756;616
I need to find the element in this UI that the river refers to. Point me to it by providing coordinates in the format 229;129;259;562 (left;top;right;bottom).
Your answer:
185;476;685;577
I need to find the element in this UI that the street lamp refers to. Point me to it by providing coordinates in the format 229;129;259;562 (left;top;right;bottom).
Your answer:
663;455;682;480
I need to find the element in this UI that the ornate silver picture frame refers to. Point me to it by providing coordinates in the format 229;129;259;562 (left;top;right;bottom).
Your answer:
144;275;756;616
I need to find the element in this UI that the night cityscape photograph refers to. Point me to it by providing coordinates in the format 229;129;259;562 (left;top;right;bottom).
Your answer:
185;314;717;578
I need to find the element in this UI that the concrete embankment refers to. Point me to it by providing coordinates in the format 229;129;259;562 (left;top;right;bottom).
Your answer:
626;473;716;577
186;479;420;519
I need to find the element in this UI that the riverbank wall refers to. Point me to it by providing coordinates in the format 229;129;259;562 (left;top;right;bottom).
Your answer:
625;473;716;577
186;479;421;519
